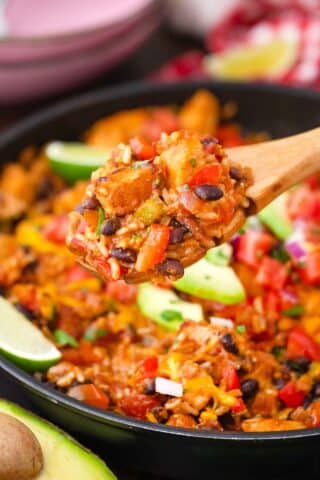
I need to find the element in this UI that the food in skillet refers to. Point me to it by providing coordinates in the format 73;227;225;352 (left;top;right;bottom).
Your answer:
2;89;320;433
67;130;251;283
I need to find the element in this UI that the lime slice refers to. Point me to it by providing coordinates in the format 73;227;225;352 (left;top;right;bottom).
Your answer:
46;142;109;183
0;296;61;372
204;38;298;80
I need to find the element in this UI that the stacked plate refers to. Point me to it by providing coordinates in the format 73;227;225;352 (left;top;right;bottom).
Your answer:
0;0;162;103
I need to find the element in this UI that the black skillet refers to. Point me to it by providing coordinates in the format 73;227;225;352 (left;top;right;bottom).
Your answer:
0;82;320;479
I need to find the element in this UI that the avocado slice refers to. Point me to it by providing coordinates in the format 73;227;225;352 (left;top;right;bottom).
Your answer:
137;283;203;331
0;400;116;480
174;258;245;305
258;192;293;240
205;243;233;266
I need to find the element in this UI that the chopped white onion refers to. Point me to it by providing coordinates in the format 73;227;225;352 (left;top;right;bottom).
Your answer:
155;377;183;398
210;316;234;329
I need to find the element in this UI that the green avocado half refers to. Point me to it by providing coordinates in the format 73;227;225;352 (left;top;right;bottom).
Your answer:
0;400;116;480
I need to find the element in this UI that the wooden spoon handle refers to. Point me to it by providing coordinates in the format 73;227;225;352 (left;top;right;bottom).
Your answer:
227;127;320;212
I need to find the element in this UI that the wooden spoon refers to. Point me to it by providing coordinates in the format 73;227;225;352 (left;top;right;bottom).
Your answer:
219;126;320;242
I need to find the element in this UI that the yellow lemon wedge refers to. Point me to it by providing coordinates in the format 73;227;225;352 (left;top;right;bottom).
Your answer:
204;38;298;80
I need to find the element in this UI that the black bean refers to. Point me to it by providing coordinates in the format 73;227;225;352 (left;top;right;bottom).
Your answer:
230;167;242;182
75;196;100;213
285;356;311;373
241;379;259;399
169;218;189;234
144;379;156;395
15;302;35;320
101;217;120;236
169;227;185;244
273;378;287;390
37;177;55;200
111;247;137;264
220;334;238;355
312;382;320;398
194;184;224;201
218;412;235;430
303;395;313;409
157;259;184;279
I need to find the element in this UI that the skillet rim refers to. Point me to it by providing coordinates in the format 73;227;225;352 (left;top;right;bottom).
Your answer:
1;79;320;442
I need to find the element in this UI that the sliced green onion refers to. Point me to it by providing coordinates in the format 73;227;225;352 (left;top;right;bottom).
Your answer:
54;329;78;347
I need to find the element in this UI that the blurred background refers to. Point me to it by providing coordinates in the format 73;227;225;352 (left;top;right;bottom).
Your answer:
1;0;320;130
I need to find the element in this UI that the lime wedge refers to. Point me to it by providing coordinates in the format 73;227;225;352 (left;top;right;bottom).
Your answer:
204;38;298;80
0;296;61;372
46;142;109;183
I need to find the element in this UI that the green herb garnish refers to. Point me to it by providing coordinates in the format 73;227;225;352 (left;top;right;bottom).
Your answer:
271;346;284;360
54;329;78;347
96;207;105;236
190;158;197;167
236;324;246;334
282;305;304;317
270;245;290;263
84;327;108;342
160;310;183;323
183;184;190;191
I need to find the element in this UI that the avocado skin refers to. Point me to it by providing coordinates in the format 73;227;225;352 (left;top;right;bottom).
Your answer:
0;400;116;480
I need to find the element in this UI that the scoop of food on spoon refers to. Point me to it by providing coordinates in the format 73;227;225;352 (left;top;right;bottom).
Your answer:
67;127;320;283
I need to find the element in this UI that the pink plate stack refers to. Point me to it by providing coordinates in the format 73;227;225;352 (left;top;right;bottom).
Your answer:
0;0;162;103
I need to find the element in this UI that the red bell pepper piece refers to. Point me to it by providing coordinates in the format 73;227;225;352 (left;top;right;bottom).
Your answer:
287;326;320;361
119;391;160;419
256;256;288;290
299;252;320;286
222;364;240;391
43;214;69;244
130;136;155;160
231;398;246;414
136;224;170;272
188;165;222;187
236;230;274;269
68;384;109;409
278;381;305;408
141;356;159;379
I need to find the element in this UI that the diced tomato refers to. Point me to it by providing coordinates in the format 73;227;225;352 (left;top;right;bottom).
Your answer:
106;280;137;304
287;326;320;361
299;252;320;285
65;264;93;283
217;125;245;148
263;291;281;317
62;340;102;365
222;364;240;391
119;390;160;419
136;224;170;272
236;231;274;269
140;356;159;379
288;186;320;222
43;214;69;244
188;165;222;187
231;398;246;414
68;384;109;409
129;136;155;160
278;381;305;408
256;257;288;290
